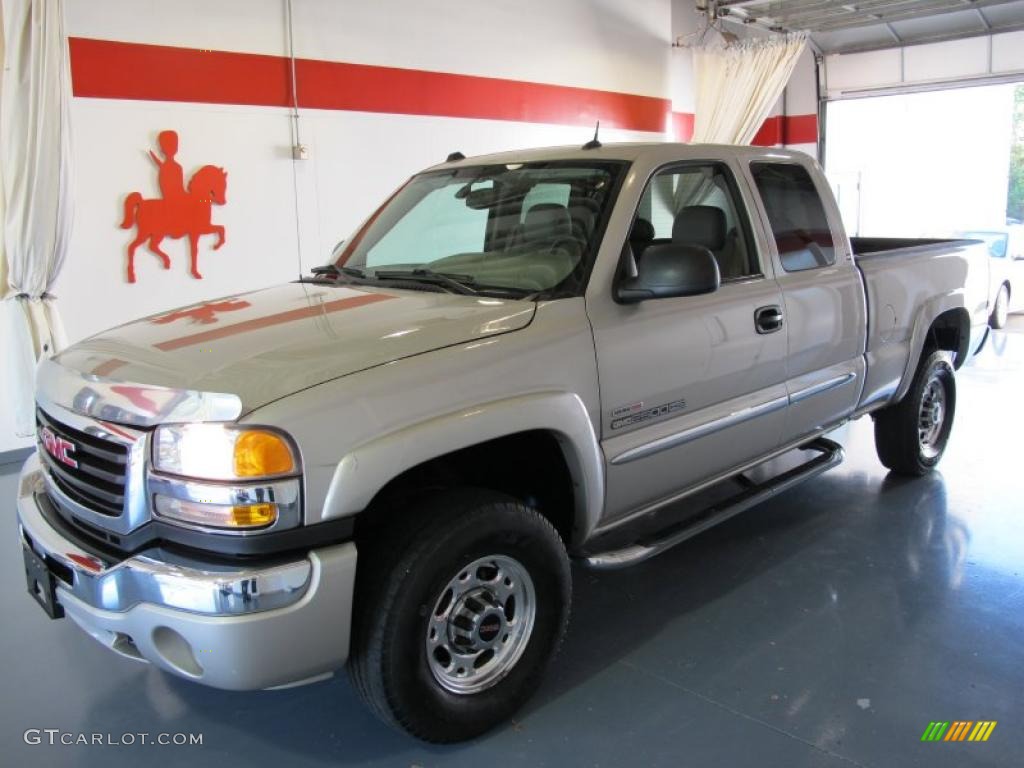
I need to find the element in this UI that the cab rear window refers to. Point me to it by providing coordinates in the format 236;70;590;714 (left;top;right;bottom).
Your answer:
751;163;836;272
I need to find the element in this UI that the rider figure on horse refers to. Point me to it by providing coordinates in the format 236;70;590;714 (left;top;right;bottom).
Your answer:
149;130;187;203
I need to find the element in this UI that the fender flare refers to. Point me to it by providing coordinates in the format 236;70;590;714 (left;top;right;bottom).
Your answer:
895;291;969;402
319;392;605;545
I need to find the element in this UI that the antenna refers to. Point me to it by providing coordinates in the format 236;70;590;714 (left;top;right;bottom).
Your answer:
446;151;466;162
582;121;602;150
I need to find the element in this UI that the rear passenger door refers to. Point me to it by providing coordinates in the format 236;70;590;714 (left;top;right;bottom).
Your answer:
589;161;789;524
745;160;867;445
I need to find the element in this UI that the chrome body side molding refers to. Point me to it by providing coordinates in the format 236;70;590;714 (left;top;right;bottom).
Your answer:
610;372;858;467
609;396;789;466
788;372;857;404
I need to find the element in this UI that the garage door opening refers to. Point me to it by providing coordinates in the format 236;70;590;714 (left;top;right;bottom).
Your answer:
824;83;1018;238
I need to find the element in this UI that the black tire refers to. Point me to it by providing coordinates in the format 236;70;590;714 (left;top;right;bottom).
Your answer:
347;488;571;743
990;283;1009;329
873;349;956;476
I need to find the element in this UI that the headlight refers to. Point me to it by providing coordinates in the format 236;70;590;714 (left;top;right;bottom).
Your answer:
153;424;299;480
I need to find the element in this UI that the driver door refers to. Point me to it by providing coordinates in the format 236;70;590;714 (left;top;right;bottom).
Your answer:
587;161;789;525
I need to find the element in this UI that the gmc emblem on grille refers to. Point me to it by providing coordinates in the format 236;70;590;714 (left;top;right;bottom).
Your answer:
40;426;78;469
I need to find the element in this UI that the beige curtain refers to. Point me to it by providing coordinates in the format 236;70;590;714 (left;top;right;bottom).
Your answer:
0;3;4;301
692;33;807;145
1;0;73;438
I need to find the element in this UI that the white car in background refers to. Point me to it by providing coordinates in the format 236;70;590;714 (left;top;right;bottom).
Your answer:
958;228;1024;328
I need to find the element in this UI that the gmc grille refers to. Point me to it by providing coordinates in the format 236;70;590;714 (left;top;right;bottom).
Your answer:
36;408;129;517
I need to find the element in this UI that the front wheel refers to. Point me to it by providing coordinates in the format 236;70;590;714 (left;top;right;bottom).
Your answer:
990;284;1009;329
347;489;571;743
873;350;956;476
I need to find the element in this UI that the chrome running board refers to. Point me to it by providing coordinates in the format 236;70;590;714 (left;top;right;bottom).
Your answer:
583;438;845;570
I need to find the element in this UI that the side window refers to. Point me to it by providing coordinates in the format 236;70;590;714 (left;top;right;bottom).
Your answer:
633;164;759;280
751;163;836;272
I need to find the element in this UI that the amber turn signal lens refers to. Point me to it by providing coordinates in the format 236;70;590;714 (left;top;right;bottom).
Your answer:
233;430;295;477
230;503;278;527
153;496;279;529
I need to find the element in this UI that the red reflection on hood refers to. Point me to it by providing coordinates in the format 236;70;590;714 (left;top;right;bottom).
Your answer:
154;292;396;352
151;299;251;326
110;385;161;415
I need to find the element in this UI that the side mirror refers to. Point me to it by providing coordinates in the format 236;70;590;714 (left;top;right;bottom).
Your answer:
615;244;720;304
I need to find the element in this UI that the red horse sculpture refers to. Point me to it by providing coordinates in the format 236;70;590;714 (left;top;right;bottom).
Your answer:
121;164;228;283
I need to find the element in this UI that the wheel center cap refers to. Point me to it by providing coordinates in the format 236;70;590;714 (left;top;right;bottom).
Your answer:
478;612;503;643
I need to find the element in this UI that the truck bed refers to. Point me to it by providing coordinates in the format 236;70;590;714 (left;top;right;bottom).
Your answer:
853;236;990;413
851;236;968;258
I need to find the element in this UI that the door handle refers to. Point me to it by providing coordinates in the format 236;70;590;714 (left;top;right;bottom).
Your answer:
755;305;784;334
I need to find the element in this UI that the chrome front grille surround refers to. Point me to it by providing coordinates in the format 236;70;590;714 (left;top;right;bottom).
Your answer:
35;402;151;536
37;408;129;516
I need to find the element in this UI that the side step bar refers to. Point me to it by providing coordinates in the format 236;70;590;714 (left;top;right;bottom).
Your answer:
583;437;845;570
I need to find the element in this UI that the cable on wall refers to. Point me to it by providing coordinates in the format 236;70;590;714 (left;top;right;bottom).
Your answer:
285;0;305;279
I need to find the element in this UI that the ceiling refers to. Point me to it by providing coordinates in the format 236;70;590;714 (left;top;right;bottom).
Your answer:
716;0;1024;53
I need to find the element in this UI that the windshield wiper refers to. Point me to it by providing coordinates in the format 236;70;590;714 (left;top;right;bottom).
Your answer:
311;264;366;279
374;268;479;296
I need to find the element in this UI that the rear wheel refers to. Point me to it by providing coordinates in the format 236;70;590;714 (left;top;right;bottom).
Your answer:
990;284;1009;329
873;350;956;476
348;489;571;743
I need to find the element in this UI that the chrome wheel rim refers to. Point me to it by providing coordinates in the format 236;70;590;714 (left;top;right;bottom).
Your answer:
426;554;536;695
918;375;946;459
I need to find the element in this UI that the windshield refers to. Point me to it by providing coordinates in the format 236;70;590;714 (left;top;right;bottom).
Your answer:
334;161;626;297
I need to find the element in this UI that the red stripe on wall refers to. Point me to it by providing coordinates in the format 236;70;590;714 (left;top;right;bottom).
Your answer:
752;114;818;146
752;116;783;146
671;111;695;142
69;38;293;108
68;37;818;145
68;37;670;133
784;114;818;145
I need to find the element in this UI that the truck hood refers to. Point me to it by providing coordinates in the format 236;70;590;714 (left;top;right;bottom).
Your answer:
51;282;535;420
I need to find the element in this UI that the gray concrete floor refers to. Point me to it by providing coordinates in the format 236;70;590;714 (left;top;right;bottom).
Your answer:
3;320;1024;767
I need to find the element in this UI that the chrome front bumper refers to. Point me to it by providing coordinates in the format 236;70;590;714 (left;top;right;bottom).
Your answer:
17;454;358;690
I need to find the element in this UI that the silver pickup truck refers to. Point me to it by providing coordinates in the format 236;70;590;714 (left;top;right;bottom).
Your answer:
16;143;990;742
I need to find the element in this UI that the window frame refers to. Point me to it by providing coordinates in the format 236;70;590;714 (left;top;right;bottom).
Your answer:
621;160;767;287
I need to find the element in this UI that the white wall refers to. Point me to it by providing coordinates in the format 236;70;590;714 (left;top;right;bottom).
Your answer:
0;0;689;451
70;0;673;96
2;0;817;451
56;0;680;348
783;47;819;156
